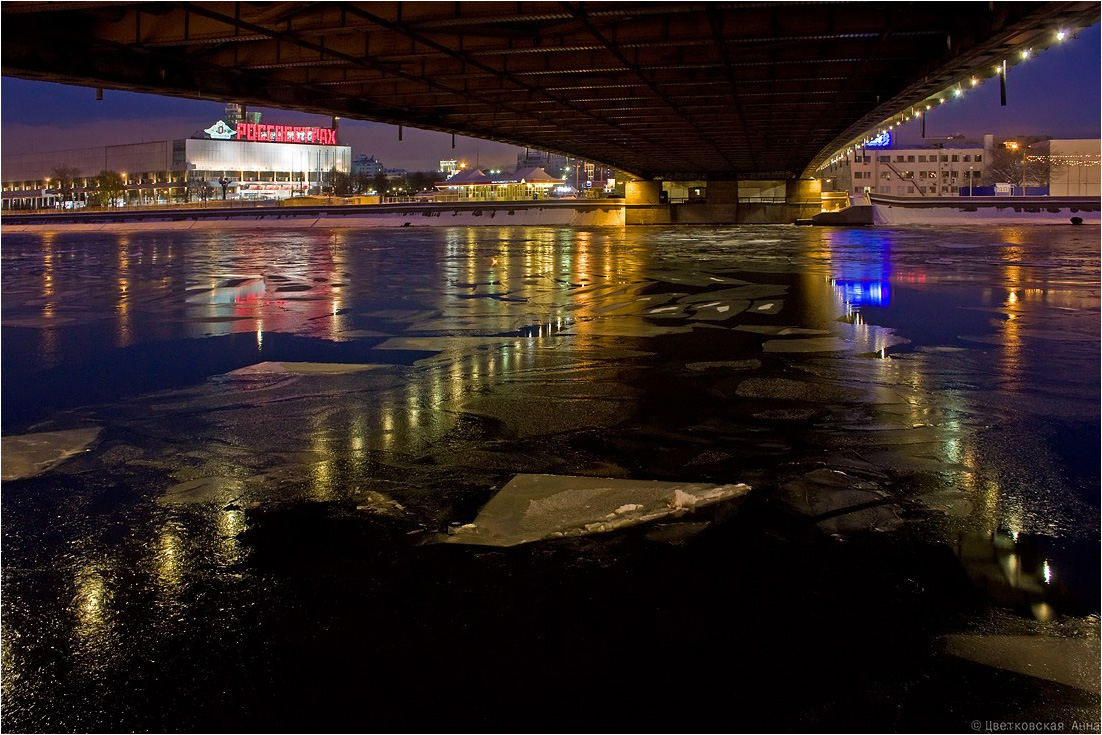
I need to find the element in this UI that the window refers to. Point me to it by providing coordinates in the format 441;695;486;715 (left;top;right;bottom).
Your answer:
895;155;905;163
907;155;915;162
951;155;960;162
908;186;915;194
880;186;891;193
963;154;971;162
897;186;907;194
941;155;949;162
975;154;983;162
880;171;891;179
918;155;927;162
902;171;914;179
878;156;890;163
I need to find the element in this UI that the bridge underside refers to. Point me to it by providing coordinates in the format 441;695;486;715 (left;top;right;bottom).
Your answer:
3;2;1098;179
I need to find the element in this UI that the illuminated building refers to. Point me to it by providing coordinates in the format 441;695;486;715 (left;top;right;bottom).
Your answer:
351;155;385;177
1;111;350;210
823;133;991;198
435;166;564;201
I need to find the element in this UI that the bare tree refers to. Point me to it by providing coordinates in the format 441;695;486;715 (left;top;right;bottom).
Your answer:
982;142;1062;191
51;165;82;206
185;173;213;203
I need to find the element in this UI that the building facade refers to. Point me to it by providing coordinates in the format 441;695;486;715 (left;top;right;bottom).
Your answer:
352;154;385;177
823;134;991;198
2;114;350;209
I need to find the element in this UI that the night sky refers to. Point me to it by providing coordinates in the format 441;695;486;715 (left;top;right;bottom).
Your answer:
1;22;1098;172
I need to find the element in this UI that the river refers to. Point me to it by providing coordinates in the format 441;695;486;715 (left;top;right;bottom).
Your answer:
2;224;1099;731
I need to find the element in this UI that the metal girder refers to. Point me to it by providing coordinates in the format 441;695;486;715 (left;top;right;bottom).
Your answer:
2;1;1098;180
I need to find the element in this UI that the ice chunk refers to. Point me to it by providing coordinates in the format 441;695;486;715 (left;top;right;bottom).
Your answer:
685;359;761;372
1;427;102;480
735;326;831;336
356;490;406;516
751;300;784;314
944;635;1101;692
446;473;751;547
158;476;244;505
225;361;389;375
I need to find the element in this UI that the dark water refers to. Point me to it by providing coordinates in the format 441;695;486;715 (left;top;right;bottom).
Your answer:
2;225;1099;732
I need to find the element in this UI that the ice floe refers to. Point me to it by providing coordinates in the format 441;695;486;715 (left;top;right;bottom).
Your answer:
685;359;762;372
944;635;1100;692
158;476;245;505
446;473;751;547
226;361;390;375
1;427;102;480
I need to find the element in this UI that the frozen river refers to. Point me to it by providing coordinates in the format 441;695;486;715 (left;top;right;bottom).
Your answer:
2;224;1099;731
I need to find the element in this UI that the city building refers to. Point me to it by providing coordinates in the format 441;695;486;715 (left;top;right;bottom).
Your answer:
439;159;461;176
822;133;991;198
2;110;350;209
435;166;564;201
351;154;385;177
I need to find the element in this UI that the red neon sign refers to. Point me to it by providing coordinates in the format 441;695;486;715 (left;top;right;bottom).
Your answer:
237;123;337;145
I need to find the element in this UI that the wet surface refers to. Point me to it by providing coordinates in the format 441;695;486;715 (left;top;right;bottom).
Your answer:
2;225;1099;732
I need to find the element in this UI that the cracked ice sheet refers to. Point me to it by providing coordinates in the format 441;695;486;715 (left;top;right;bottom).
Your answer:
446;473;752;547
1;427;102;480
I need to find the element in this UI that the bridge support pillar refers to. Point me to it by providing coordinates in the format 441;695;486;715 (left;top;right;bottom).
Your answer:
625;180;670;224
785;178;821;205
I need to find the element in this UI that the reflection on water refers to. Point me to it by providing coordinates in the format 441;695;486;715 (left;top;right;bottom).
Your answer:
1;224;1099;723
952;529;1092;622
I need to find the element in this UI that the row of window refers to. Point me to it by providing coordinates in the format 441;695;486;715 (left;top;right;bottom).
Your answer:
855;153;983;164
855;185;967;194
853;170;983;180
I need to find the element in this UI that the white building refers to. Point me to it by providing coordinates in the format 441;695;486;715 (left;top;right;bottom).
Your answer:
823;133;991;198
2;115;350;209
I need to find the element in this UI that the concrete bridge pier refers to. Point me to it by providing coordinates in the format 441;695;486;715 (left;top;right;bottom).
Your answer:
625;180;671;224
786;179;822;206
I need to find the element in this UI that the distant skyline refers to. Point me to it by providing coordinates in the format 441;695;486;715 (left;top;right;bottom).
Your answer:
1;22;1098;172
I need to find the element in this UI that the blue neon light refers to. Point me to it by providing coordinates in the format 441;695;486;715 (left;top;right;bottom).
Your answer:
864;131;892;148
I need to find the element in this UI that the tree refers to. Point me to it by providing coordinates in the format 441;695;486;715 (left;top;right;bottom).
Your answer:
185;172;214;203
982;141;1061;191
325;166;353;197
405;171;439;193
91;170;124;207
371;172;389;196
51;165;81;206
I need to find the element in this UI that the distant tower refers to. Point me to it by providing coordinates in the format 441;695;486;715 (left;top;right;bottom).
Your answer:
224;103;260;127
224;103;245;126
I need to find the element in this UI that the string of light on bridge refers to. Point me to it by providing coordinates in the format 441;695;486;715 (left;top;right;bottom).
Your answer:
816;27;1080;172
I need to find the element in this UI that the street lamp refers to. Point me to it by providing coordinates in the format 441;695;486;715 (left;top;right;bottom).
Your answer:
968;166;974;196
